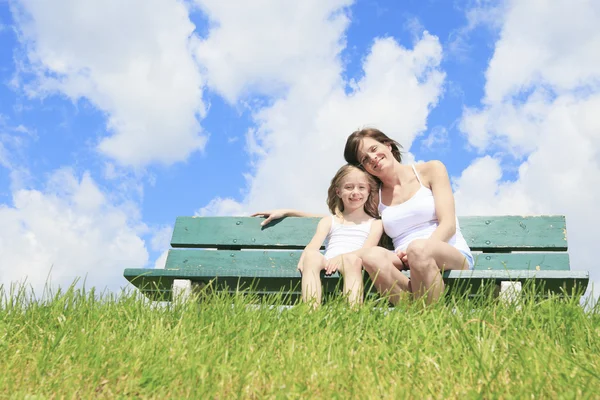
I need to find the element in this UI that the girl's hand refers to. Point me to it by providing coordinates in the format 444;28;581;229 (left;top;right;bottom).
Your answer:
396;250;409;270
251;209;289;226
325;255;343;275
297;251;305;272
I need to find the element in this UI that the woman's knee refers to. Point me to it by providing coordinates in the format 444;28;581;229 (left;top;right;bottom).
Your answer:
406;239;435;272
361;247;394;274
406;239;428;258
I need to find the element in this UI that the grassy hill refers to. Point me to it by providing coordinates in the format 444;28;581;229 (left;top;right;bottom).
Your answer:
1;285;599;398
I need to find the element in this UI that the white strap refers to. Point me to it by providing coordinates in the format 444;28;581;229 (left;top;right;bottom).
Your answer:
411;164;424;187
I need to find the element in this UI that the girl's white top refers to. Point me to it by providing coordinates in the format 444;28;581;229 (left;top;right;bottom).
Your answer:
378;165;471;255
323;216;374;260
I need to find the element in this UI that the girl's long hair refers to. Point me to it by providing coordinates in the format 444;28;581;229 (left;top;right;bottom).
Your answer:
326;164;379;219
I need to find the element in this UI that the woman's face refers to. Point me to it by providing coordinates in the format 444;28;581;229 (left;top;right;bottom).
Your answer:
357;137;393;176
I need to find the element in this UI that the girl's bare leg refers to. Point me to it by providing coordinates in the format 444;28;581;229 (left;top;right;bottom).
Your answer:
360;247;410;305
338;254;364;306
301;250;326;307
406;239;469;304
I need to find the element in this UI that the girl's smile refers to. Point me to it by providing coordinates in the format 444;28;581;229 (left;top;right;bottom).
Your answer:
337;169;371;211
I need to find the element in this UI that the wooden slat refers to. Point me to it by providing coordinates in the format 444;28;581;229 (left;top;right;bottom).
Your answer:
171;216;568;251
171;216;317;249
165;249;571;272
471;252;570;270
460;216;567;251
123;267;589;302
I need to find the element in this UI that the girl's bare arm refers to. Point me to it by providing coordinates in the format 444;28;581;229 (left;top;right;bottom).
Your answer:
297;217;331;271
251;209;327;226
324;220;384;274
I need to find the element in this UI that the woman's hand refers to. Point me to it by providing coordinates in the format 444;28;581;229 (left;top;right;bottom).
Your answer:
251;209;290;226
396;250;409;270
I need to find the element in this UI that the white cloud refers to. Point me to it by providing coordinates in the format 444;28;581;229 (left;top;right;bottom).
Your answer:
404;16;425;39
196;197;247;217
483;0;600;104
0;148;7;170
194;1;444;221
150;225;173;252
447;0;505;60
193;0;353;103
149;226;173;270
10;0;207;167
454;156;537;216
0;115;36;171
0;168;149;296
0;114;60;204
458;0;600;297
153;250;169;270
420;126;449;152
461;89;553;154
241;33;444;213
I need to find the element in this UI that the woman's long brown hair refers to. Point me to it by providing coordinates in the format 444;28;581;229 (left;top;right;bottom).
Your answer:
343;127;403;166
343;128;401;250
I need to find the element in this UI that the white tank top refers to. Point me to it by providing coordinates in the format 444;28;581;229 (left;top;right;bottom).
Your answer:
378;165;471;255
324;216;374;260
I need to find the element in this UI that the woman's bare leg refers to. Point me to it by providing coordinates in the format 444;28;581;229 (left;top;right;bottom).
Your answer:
338;254;364;306
360;247;411;305
301;250;326;307
406;239;469;304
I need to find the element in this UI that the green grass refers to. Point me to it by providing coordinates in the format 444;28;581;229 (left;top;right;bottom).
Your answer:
1;284;599;399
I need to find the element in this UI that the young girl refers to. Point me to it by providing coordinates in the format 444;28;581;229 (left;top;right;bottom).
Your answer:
255;164;383;307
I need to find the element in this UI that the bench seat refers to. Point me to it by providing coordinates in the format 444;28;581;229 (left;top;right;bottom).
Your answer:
124;216;589;302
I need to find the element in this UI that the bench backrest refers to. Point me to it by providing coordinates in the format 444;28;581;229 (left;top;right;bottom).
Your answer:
166;216;570;271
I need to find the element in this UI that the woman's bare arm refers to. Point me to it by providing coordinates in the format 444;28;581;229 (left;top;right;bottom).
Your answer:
423;160;457;243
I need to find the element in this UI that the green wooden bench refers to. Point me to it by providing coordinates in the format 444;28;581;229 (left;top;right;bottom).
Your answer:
124;215;589;302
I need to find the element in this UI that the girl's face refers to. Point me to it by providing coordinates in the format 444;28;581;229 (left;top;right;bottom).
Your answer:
357;137;393;176
337;169;371;211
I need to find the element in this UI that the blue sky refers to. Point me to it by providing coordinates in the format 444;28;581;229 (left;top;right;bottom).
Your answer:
1;0;599;299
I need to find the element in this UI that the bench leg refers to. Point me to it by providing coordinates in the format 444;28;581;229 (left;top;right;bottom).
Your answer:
499;281;522;304
173;279;192;302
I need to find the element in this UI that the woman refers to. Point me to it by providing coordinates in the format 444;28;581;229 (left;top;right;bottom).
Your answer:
254;128;473;305
343;128;473;305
